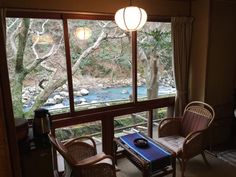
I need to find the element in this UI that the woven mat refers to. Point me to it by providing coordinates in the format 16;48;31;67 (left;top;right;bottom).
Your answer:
217;149;236;167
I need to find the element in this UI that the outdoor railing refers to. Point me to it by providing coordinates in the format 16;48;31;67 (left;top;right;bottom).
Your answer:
51;95;175;172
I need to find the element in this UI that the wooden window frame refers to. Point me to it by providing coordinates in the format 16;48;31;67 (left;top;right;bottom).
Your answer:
4;10;175;160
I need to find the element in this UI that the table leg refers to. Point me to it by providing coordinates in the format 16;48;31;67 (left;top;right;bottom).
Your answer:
113;141;118;165
142;170;149;177
172;157;176;177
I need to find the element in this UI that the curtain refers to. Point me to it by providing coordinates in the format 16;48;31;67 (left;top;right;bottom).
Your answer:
171;17;193;116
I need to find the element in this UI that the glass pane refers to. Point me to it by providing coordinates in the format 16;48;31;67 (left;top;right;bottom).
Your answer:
114;112;148;138
137;22;176;101
6;18;68;118
68;19;132;111
152;107;168;139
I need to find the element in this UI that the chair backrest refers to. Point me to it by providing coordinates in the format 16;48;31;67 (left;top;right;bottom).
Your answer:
181;101;215;137
48;133;77;165
48;133;117;177
65;138;97;162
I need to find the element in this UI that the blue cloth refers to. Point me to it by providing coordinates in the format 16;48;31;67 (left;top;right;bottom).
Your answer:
120;132;171;173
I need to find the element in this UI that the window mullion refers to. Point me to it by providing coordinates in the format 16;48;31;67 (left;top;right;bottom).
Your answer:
132;31;138;103
62;17;75;114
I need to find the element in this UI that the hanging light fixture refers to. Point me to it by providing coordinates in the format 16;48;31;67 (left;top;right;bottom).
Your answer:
75;27;92;40
115;0;147;31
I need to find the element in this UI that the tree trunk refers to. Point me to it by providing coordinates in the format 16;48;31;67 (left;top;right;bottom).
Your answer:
12;18;30;118
146;56;159;119
147;56;158;99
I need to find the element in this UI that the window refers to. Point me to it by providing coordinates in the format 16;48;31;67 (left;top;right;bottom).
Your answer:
68;19;132;111
137;22;175;101
5;13;175;119
6;18;68;118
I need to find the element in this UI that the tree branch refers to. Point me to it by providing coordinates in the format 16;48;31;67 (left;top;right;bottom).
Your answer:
9;20;22;59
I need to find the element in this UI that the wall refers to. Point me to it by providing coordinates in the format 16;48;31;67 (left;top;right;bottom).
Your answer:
205;0;236;145
0;87;12;177
1;0;190;16
190;0;236;146
189;0;210;101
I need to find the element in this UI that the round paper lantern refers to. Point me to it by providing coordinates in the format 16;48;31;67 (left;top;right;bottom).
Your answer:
115;6;147;31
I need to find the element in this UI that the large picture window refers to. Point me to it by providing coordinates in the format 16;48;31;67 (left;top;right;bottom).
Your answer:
5;14;175;119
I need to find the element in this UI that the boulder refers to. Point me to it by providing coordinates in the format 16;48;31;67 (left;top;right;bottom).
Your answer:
53;95;63;104
79;98;87;102
60;91;69;97
74;91;82;96
80;88;89;96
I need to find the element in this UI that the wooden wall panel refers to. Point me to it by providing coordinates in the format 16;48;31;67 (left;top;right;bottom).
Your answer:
205;0;236;145
1;0;190;16
0;88;12;177
189;0;210;101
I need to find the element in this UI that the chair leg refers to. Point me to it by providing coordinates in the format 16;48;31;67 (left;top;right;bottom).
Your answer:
201;151;210;167
53;170;60;177
178;158;186;177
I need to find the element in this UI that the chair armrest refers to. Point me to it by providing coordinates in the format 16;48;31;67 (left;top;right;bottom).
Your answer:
158;117;182;137
182;130;206;158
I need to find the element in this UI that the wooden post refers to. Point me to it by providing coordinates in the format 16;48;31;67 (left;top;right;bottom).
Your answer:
147;110;153;138
102;116;114;155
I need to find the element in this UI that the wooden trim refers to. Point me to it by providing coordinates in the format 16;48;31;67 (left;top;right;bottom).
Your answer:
52;96;175;128
147;110;153;138
6;8;172;22
0;14;22;177
102;116;114;155
0;86;13;177
6;9;114;19
132;31;138;103
62;17;75;113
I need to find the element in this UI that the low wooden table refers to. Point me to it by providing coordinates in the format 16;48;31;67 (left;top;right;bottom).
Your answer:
114;132;176;177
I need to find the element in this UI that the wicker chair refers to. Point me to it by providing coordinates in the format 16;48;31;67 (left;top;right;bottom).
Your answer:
155;101;215;177
48;133;117;177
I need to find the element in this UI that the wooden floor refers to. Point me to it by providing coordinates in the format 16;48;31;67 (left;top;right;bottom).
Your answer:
116;152;236;177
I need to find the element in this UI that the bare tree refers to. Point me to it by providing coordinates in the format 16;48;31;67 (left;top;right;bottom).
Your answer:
7;18;129;118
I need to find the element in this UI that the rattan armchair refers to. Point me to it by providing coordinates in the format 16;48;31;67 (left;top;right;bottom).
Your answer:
155;101;215;177
48;133;117;177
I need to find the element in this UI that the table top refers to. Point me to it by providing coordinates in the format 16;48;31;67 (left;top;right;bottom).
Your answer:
118;132;171;162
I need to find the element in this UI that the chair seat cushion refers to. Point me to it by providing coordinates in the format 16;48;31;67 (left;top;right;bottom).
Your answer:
155;135;185;154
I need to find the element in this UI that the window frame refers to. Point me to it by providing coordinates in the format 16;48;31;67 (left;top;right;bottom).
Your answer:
5;9;174;128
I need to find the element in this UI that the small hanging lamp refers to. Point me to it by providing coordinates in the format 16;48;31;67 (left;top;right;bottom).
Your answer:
115;0;147;31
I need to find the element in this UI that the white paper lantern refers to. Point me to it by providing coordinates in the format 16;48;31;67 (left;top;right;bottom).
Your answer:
115;6;147;31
